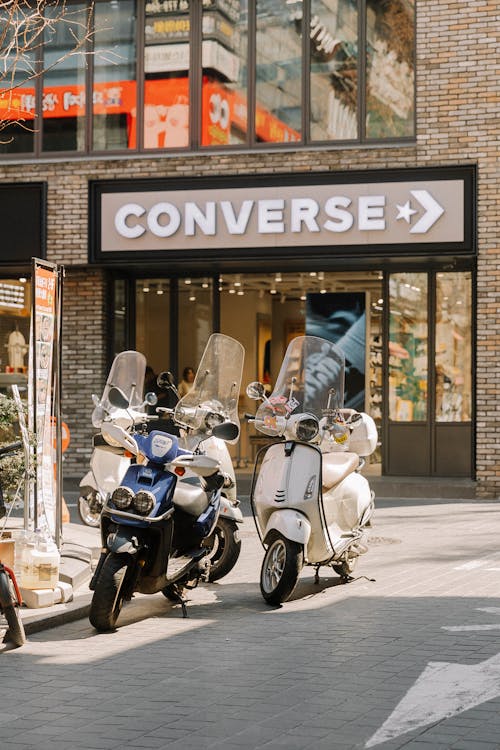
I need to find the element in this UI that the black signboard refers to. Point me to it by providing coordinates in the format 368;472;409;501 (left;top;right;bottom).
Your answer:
0;183;46;264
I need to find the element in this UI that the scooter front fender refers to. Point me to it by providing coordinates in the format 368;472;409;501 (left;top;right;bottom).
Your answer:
262;510;311;547
107;529;138;555
79;471;97;491
219;496;244;523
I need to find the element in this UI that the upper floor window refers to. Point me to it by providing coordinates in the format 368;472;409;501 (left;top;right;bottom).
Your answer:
0;0;414;157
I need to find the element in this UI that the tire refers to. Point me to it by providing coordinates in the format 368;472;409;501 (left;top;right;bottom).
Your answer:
4;604;26;647
203;517;241;582
332;558;358;578
78;491;102;527
89;553;130;632
260;535;303;605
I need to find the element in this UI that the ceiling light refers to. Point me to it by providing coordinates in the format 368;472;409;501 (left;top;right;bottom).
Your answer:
309;271;317;277
19;277;27;283
377;298;383;304
189;295;196;302
237;290;244;296
320;288;327;294
229;288;236;294
275;272;282;283
185;278;191;285
157;288;164;295
317;271;324;281
270;288;277;294
202;279;209;289
143;285;150;293
300;294;306;301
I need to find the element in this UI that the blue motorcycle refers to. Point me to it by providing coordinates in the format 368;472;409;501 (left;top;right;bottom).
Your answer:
89;334;244;632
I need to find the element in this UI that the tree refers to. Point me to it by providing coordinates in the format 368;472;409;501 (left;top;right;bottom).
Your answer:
0;0;94;140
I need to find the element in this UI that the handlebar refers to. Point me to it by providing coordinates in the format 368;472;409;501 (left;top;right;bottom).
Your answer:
0;441;22;457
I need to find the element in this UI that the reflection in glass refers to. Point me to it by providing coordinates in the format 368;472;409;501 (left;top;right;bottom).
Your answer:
143;1;190;149
389;273;427;422
255;0;302;143
93;0;136;151
135;280;170;376
42;3;89;152
0;279;30;372
178;279;212;377
0;5;36;154
435;273;471;422
201;1;248;146
310;0;358;141
366;0;415;139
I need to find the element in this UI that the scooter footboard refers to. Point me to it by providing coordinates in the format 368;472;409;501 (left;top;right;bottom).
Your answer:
263;510;311;547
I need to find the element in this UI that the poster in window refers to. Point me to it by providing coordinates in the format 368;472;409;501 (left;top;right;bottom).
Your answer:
305;292;366;411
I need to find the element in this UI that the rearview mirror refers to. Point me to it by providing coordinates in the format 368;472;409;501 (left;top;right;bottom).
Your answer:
246;381;265;400
157;371;176;390
108;386;130;410
212;421;240;442
91;393;100;407
144;391;158;406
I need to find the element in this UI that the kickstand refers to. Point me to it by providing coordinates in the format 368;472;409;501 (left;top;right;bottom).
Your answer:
314;565;321;585
166;584;189;618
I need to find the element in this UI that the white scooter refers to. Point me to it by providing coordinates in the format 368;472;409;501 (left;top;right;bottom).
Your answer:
247;335;377;606
78;351;155;527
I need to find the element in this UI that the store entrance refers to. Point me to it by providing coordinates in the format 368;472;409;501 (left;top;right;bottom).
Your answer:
112;266;473;478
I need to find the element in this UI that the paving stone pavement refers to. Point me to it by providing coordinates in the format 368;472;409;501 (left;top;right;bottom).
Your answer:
2;497;500;750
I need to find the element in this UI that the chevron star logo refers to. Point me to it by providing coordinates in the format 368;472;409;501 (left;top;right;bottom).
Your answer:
395;189;445;234
365;608;500;747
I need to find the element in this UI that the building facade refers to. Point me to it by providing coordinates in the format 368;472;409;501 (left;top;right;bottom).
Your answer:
0;1;497;494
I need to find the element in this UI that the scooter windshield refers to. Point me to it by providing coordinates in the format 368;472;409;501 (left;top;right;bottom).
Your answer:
174;334;244;444
95;350;146;420
255;336;345;429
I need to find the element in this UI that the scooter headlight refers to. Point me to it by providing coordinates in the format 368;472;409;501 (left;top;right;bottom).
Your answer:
294;415;319;442
111;486;134;510
133;490;156;516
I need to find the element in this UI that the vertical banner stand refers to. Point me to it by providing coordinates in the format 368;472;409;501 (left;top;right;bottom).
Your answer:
30;258;61;546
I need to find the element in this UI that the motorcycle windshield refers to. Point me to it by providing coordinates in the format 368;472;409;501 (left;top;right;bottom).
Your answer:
98;350;147;415
255;336;345;428
174;334;244;444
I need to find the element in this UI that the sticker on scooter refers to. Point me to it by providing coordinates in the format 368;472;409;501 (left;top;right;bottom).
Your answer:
285;396;300;414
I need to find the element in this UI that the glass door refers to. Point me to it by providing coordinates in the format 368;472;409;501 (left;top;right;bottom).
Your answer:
385;270;473;476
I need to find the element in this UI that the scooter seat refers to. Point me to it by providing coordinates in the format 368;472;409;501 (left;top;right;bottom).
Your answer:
322;452;359;490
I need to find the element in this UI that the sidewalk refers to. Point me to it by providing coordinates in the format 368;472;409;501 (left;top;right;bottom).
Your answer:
2;519;100;636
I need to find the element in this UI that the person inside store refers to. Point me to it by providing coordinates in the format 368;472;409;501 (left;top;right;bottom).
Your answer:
178;366;195;398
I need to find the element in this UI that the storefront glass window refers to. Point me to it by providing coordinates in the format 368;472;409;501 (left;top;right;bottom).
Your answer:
389;273;428;421
42;3;89;152
93;0;136;151
255;1;302;143
310;0;358;142
178;278;212;378
435;272;472;422
365;0;415;139
143;0;190;150
201;1;248;146
0;6;35;155
113;279;127;356
0;280;30;393
135;279;171;378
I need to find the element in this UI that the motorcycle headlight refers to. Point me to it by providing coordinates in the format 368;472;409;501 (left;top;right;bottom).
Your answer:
205;411;225;429
295;416;319;442
111;486;134;510
133;490;156;516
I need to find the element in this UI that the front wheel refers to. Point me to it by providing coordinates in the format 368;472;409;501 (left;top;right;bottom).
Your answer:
89;554;130;632
0;571;26;647
260;536;303;605
203;517;241;582
78;490;102;527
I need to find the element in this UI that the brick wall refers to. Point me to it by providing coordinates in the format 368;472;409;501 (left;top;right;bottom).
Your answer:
0;1;497;493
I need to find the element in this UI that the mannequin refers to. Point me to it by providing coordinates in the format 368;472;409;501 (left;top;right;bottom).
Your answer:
7;324;28;370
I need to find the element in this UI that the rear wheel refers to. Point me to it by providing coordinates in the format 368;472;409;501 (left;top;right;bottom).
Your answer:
203;518;241;582
89;554;130;632
260;536;303;605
